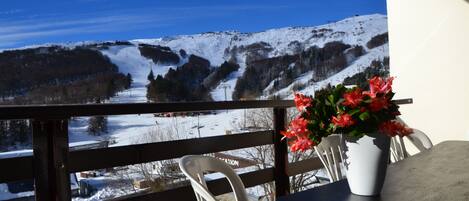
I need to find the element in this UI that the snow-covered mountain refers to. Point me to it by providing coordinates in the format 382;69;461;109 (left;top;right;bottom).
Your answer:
100;14;388;101
67;13;390;145
0;13;389;144
2;14;387;103
135;14;387;65
0;14;389;147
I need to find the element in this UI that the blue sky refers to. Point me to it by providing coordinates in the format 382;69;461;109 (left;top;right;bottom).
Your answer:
0;0;387;49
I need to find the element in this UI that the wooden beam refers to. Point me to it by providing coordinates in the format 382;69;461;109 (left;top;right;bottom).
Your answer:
32;119;71;201
287;157;323;176
0;99;413;120
0;100;295;120
0;156;33;183
273;107;290;197
69;131;274;172
110;168;274;201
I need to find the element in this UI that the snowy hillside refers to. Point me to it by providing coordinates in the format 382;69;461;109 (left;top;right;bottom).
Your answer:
67;45;245;146
131;14;388;101
281;44;388;99
0;13;390;148
67;13;389;147
134;14;387;65
2;14;388;103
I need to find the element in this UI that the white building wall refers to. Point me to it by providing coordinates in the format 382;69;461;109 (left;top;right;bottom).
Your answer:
387;0;469;148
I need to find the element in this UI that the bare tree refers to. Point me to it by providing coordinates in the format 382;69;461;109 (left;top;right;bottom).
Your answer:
116;119;188;193
241;108;320;200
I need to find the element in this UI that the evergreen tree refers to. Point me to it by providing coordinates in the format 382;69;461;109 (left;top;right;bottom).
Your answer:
0;121;7;148
9;120;30;144
105;79;116;99
126;73;133;89
147;69;155;81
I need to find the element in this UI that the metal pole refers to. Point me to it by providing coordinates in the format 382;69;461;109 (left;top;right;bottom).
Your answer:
197;114;201;138
224;87;227;101
244;109;247;130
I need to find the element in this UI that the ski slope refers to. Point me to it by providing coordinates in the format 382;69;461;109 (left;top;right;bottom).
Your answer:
68;44;246;146
65;14;390;147
134;14;388;101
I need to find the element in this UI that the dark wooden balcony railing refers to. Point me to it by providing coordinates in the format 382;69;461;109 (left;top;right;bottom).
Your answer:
0;98;413;201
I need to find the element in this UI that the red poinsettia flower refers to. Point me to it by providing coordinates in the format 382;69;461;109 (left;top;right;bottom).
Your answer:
342;88;365;108
280;130;295;139
368;97;390;112
364;76;394;98
332;113;356;127
290;137;314;152
379;121;413;137
360;107;367;113
294;93;312;111
281;117;309;139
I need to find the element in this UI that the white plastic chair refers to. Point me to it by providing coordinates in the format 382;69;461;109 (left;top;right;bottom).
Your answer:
315;129;433;181
179;155;249;201
314;134;345;182
390;128;433;162
390;118;433;162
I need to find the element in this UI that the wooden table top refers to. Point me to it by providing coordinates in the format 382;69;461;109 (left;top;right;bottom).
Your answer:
278;141;469;201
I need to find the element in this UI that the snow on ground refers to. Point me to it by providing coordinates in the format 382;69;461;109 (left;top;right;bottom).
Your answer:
210;59;247;101
73;186;132;201
100;45;177;90
274;44;389;99
67;44;246;147
103;109;245;147
132;32;234;67
73;173;142;201
0;184;34;201
210;78;237;101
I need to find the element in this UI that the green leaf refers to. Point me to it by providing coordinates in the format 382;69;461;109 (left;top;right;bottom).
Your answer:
349;108;361;116
349;130;365;138
327;95;335;105
359;111;370;121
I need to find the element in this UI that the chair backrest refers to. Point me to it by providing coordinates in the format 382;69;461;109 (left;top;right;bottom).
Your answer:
391;118;434;162
390;135;408;162
314;134;344;182
179;155;249;201
390;128;434;162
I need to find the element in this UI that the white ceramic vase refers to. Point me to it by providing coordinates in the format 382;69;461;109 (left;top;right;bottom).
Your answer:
344;132;390;196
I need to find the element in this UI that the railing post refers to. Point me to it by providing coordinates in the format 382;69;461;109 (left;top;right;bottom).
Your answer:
273;107;290;198
32;119;71;201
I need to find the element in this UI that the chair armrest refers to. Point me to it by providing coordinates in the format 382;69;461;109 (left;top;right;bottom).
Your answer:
406;129;433;152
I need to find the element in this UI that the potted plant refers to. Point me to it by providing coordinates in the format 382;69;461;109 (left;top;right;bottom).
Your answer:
282;76;412;196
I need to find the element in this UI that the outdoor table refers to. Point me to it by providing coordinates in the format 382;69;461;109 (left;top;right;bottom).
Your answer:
278;141;469;201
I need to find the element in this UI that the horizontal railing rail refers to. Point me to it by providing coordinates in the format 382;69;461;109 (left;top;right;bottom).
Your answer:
0;100;295;120
68;130;274;172
0;156;34;182
0;131;274;183
0;98;413;201
0;99;412;120
110;158;326;201
112;167;276;201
